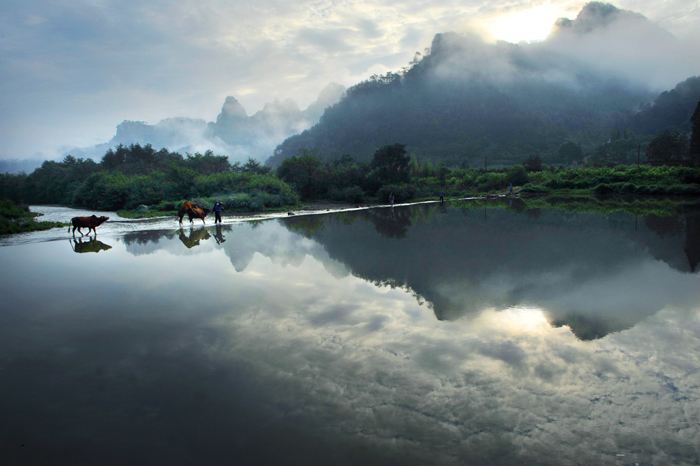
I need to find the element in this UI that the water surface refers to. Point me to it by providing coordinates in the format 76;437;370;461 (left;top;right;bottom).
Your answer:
1;201;699;465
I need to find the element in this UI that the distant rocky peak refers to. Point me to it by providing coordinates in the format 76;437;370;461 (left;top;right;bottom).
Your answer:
552;2;646;35
114;120;150;139
259;98;301;116
220;96;248;119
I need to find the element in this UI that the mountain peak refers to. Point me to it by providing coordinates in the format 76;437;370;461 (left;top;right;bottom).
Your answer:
260;98;301;116
221;96;248;119
553;2;646;35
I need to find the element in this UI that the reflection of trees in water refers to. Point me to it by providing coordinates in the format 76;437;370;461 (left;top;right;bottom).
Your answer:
645;215;684;236
366;207;413;239
683;210;700;272
283;215;327;238
178;227;211;249
643;205;700;273
506;197;527;212
69;237;112;254
122;230;176;246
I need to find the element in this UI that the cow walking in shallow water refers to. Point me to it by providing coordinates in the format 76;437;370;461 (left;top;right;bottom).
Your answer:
178;201;209;225
69;215;109;236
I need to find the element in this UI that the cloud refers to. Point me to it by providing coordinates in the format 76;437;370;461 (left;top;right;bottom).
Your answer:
1;0;699;159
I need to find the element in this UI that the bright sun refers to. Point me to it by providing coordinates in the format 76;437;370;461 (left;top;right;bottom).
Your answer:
484;5;564;43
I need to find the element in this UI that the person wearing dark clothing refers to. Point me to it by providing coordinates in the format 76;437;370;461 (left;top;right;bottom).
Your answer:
213;201;224;224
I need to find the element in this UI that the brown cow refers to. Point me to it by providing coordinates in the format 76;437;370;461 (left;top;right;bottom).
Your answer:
178;201;209;225
68;215;109;236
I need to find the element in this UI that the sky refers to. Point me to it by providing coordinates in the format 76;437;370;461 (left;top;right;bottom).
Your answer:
1;0;699;159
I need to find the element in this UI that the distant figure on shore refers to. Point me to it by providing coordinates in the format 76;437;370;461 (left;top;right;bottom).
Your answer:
213;201;224;224
439;191;445;204
178;201;208;225
389;192;395;207
508;182;513;196
69;215;109;236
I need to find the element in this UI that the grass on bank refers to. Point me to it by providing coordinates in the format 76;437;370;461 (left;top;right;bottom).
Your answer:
0;199;65;235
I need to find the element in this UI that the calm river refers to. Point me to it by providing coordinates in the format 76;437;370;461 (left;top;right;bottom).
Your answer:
1;201;699;465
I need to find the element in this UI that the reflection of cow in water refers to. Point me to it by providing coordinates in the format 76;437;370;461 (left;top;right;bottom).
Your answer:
69;237;112;253
69;215;109;236
178;201;209;225
178;227;211;249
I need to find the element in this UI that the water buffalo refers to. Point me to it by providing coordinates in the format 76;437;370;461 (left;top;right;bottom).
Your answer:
178;201;209;225
69;215;109;236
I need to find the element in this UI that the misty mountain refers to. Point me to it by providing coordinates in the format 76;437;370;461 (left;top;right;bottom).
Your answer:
0;158;45;174
269;3;699;167
70;83;345;163
632;76;700;134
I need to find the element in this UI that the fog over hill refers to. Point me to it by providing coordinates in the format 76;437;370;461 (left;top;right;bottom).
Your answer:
69;83;345;163
270;2;700;166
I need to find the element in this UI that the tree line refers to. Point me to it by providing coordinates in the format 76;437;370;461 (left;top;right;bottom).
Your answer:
0;145;296;212
2;125;700;217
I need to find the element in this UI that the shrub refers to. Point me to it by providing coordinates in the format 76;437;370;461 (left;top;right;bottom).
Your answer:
329;186;366;204
476;172;507;191
507;166;529;185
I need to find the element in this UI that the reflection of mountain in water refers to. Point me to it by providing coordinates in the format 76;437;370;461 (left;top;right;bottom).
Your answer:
117;202;700;340
120;221;350;277
282;202;700;340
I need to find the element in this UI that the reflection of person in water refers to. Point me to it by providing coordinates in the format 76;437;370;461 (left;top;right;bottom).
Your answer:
178;227;211;248
213;201;224;224
214;224;226;244
69;237;112;253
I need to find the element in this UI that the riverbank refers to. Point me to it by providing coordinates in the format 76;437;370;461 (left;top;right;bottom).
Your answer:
115;200;360;219
0;200;65;235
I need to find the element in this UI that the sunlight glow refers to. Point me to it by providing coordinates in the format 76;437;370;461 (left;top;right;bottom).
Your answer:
478;306;551;334
484;5;562;43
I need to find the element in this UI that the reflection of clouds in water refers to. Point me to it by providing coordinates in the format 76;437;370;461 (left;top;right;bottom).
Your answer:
201;251;700;465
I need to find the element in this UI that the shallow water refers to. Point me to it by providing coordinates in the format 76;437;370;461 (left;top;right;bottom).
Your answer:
1;201;700;465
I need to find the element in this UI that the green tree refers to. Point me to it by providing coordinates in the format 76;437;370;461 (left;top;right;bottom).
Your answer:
558;141;584;164
690;100;700;166
277;152;326;200
507;166;529;185
646;130;688;165
523;155;543;172
185;151;230;174
370;144;410;184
